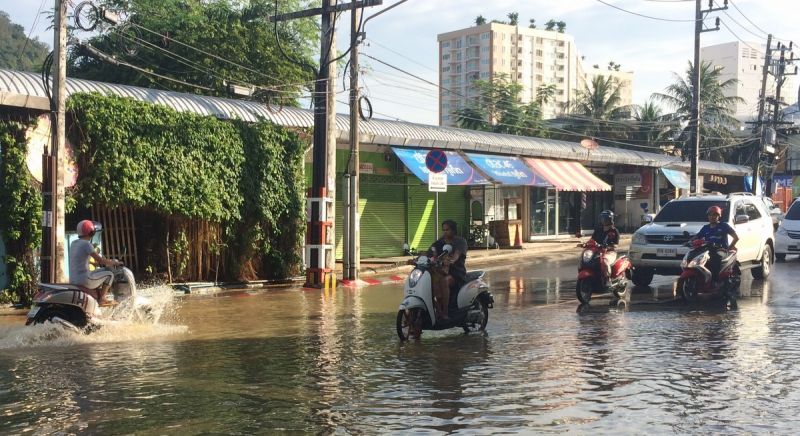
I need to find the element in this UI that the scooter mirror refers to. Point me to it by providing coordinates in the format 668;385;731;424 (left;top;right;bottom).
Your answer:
442;244;453;254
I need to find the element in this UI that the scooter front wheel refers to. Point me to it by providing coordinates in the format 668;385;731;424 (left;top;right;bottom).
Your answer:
397;308;423;341
677;277;699;302
576;279;593;304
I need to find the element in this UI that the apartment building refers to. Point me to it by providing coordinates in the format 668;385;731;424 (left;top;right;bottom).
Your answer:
702;40;797;124
437;22;633;127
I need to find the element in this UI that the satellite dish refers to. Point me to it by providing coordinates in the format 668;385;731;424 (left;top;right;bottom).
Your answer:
580;138;599;150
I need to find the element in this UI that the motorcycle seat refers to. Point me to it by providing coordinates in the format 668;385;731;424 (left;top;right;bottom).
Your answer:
465;271;485;282
40;283;94;293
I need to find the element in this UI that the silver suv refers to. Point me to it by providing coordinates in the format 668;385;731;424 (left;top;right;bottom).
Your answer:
629;193;775;286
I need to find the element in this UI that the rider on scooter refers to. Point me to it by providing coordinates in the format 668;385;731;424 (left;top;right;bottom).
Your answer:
591;210;620;287
69;220;122;305
691;206;739;284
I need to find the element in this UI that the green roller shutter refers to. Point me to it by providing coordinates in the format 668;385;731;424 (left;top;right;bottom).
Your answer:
407;184;468;253
334;174;407;260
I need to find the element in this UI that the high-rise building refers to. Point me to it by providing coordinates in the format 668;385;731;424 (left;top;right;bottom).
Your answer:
436;22;633;127
701;40;798;124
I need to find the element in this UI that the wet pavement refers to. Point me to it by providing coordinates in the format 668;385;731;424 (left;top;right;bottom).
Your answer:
1;255;800;434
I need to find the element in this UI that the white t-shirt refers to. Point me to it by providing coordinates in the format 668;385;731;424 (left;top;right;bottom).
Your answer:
69;239;95;286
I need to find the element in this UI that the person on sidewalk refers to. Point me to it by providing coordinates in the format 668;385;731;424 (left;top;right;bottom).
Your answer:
590;210;620;287
408;220;468;320
69;220;122;305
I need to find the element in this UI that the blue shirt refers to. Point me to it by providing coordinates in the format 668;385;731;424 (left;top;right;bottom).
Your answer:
696;223;736;248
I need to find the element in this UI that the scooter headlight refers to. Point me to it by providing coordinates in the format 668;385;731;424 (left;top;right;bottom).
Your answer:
687;252;710;269
409;269;423;287
581;250;594;263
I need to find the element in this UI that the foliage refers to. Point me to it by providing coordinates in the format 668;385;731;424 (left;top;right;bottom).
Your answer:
654;61;745;162
561;74;630;141
475;15;486;26
507;12;519;26
528;18;536;29
0;117;42;304
455;74;545;137
68;92;307;280
545;19;556;31
0;11;50;72
69;0;318;104
556;21;566;33
629;98;676;148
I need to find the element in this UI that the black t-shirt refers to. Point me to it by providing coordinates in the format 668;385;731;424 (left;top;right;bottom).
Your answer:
591;226;620;246
431;236;468;283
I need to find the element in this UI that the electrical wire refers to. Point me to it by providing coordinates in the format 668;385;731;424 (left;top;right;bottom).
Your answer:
593;0;699;22
719;19;760;52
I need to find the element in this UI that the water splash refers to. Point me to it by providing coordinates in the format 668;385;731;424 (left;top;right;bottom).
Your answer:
0;285;187;349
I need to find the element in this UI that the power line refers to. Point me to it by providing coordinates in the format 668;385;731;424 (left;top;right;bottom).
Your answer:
719;19;760;52
17;0;48;63
593;0;698;22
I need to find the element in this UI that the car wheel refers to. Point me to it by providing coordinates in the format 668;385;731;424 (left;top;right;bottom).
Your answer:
751;245;772;279
776;253;786;262
632;268;654;287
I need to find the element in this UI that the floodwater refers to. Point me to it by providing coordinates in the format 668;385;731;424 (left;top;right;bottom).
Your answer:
2;256;800;434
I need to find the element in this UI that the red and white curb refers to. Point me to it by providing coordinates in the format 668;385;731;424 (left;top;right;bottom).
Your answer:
339;275;405;288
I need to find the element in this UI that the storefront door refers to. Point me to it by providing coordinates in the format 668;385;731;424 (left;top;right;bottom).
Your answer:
530;188;557;236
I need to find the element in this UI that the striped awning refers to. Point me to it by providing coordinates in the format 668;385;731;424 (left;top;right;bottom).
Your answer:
524;158;611;191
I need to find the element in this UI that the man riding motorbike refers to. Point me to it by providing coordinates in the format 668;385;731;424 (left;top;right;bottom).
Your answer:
408;220;467;320
691;206;739;284
69;220;122;305
590;210;620;287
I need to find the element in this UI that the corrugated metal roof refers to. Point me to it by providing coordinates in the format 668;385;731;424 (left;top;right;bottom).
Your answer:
0;68;750;176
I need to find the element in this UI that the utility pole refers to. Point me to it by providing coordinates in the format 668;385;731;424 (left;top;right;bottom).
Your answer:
766;42;797;195
271;0;382;288
42;0;68;283
751;35;773;194
689;0;726;194
345;3;362;281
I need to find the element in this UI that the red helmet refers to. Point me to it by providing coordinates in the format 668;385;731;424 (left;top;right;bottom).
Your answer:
707;206;723;216
77;220;98;237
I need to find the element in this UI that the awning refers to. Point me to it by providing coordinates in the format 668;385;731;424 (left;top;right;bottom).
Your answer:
466;153;550;186
392;147;489;185
661;168;690;190
523;158;611;191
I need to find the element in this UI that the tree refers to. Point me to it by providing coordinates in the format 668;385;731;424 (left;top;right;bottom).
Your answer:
563;75;630;141
528;18;536;29
535;83;557;105
556;21;566;33
475;15;486;26
508;12;519;26
545;19;556;31
69;0;318;104
629;98;677;149
455;74;544;137
0;11;49;72
655;61;744;162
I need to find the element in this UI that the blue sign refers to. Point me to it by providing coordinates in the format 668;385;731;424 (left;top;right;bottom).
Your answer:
661;168;690;190
392;148;489;185
466;153;549;186
425;149;448;173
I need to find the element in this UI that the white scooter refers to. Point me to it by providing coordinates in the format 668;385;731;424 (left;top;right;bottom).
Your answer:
25;263;153;334
396;245;494;341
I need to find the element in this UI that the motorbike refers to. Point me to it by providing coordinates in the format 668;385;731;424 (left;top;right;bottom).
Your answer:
25;263;153;333
576;239;633;304
677;237;740;308
396;245;494;341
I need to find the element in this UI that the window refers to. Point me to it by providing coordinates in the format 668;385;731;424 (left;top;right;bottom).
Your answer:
481;46;489;53
481;59;489;65
656;201;731;223
442;54;450;60
558;41;565;47
745;202;762;221
480;71;489;78
786;201;800;220
442;41;450;48
734;201;746;219
536;49;543;56
442;66;450;72
536;62;543;69
481;32;490;40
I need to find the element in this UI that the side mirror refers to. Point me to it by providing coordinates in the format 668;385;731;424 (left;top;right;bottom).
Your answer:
442;244;453;254
734;214;749;224
642;214;654;224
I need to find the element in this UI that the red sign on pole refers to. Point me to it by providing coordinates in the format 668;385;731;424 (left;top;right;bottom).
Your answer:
425;149;448;173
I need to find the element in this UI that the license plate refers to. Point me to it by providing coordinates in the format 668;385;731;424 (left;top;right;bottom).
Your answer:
26;306;40;318
656;248;677;257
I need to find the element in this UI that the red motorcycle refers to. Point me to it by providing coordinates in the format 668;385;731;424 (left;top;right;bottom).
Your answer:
677;238;740;308
576;239;633;304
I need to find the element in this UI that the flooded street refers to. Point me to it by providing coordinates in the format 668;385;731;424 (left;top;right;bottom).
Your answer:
2;256;800;434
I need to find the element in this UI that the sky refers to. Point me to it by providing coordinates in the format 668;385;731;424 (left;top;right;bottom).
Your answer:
3;0;799;125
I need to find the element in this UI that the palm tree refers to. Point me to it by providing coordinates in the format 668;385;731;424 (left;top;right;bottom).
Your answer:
508;12;519;26
630;98;677;149
655;61;744;161
475;15;486;26
564;75;630;141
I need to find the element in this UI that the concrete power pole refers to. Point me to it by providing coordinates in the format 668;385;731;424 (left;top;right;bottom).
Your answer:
345;4;362;281
689;0;725;194
752;35;773;194
45;0;68;283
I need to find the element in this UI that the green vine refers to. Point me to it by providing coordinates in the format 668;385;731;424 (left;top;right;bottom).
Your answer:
68;93;307;280
0;118;42;304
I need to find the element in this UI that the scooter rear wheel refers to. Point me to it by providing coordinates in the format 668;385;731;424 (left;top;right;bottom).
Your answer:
463;299;489;334
576;279;593;304
396;308;423;341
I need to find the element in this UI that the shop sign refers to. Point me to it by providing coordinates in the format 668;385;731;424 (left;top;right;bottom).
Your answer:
706;174;728;185
614;173;642;186
359;162;374;174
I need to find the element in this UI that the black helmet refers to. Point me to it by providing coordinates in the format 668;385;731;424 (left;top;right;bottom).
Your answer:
600;210;615;225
